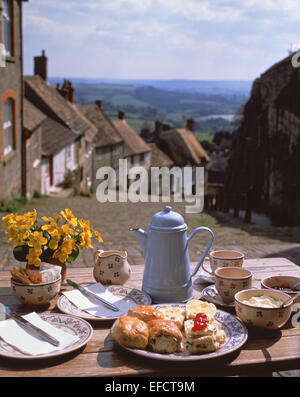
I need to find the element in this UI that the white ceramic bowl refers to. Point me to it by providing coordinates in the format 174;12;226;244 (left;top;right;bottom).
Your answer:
261;275;300;296
234;288;293;330
11;276;61;305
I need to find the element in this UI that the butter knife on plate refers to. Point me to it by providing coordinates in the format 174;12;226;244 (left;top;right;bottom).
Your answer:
3;305;60;347
66;279;119;312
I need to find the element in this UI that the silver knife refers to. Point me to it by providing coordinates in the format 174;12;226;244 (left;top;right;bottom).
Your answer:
66;279;119;312
3;305;60;347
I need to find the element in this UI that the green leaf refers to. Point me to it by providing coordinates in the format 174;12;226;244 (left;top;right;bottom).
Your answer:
67;246;80;263
13;246;29;262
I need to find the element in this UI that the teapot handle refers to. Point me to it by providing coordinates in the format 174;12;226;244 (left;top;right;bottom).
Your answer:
188;227;214;278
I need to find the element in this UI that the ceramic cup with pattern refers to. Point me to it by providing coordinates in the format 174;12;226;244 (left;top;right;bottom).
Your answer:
215;267;252;304
202;250;244;275
93;250;131;285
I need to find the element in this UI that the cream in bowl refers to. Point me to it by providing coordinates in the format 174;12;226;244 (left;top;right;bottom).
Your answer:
215;267;252;304
11;276;61;306
234;288;293;330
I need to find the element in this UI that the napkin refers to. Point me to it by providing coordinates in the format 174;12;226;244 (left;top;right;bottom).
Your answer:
0;312;79;355
63;283;137;318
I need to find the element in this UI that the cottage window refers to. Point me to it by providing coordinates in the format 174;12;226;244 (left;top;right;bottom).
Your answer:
1;0;12;56
96;148;103;160
33;131;39;162
113;144;121;156
140;153;145;162
3;97;14;156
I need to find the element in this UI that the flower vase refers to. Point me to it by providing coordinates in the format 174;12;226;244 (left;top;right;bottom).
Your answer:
46;258;67;283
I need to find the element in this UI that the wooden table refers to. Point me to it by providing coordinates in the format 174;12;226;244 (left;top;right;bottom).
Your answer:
0;257;299;377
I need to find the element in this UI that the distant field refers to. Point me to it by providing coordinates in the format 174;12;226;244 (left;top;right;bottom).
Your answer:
49;78;249;136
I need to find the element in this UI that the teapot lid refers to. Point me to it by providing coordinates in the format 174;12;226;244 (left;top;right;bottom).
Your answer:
149;206;187;231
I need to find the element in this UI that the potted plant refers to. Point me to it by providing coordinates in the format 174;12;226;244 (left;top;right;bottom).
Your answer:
2;208;103;282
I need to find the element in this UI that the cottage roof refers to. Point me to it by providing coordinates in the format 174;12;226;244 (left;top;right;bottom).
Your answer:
24;75;97;140
148;143;174;167
113;119;151;157
23;98;47;131
41;117;77;157
157;128;210;166
79;105;123;148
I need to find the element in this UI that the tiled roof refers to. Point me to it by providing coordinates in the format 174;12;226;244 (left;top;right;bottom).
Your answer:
113;120;151;157
157;128;210;166
79;105;123;148
24;75;97;139
41;117;77;156
148;143;174;167
23;98;47;131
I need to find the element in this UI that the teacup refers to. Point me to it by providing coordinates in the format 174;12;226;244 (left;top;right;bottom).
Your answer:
215;267;252;304
201;250;244;275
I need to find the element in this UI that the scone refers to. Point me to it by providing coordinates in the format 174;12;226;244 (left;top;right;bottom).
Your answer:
186;329;226;354
184;318;220;338
148;319;183;354
159;306;186;330
127;305;164;323
185;299;217;321
186;335;218;354
111;315;149;349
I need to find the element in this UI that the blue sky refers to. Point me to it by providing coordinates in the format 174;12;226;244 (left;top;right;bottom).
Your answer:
23;0;300;80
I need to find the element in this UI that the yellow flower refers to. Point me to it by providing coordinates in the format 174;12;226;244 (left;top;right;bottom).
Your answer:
93;230;103;243
53;237;75;263
54;215;63;223
27;231;47;250
78;219;92;236
26;248;42;268
60;224;74;236
79;232;93;250
61;208;77;228
49;237;60;250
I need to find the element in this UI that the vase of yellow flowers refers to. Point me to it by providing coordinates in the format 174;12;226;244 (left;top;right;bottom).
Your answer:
2;208;103;283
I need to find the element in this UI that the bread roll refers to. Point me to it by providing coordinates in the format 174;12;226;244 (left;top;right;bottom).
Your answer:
111;315;149;349
148;319;183;354
127;305;164;323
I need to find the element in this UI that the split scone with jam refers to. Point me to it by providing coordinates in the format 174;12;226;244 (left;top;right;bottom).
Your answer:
185;299;217;321
184;301;226;354
158;306;186;330
148;319;183;354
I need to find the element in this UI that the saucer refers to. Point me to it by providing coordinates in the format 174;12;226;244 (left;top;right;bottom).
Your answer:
194;268;215;285
202;285;234;308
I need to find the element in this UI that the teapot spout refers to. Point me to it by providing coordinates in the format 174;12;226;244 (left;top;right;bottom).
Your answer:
130;228;148;258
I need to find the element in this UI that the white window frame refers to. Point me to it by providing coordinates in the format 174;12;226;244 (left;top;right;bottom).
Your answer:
1;0;12;56
3;98;14;156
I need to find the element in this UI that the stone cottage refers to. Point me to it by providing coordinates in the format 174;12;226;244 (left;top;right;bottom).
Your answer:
24;51;97;194
0;0;27;202
224;53;300;225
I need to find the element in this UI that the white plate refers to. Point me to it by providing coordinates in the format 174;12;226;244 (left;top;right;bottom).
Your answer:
202;285;235;308
57;285;151;321
115;303;248;362
0;313;93;360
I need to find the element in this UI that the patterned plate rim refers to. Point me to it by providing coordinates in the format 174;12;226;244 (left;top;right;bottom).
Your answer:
116;303;248;362
0;312;93;360
57;285;152;321
202;285;235;308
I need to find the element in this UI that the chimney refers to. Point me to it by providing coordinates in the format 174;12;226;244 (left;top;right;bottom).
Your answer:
67;82;75;103
186;118;195;132
118;111;125;120
34;50;48;81
95;100;104;110
154;120;163;136
56;79;75;103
